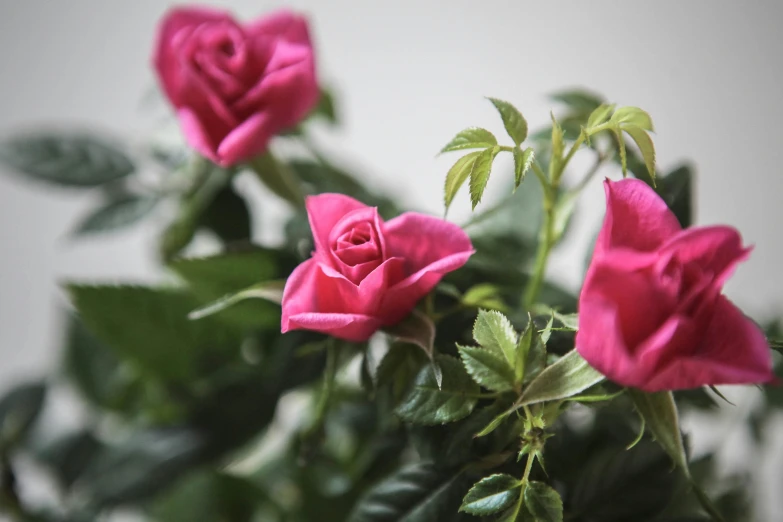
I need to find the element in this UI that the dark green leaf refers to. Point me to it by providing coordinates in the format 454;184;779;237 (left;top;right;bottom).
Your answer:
384;310;436;362
35;430;101;489
628;390;688;474
487;98;528;145
460;474;520;515
67;285;241;382
519;350;604;406
0;133;135;187
657;164;693;228
0;382;46;448
473;310;518;367
469;146;500;209
153;471;262;522
513;148;535;189
444;151;482;211
524;481;562;522
441;128;498;153
377;344;428;403
311;87;338;124
550;89;603;112
199;183;252;243
347;462;471;522
72;194;157;236
458;345;516;392
397;355;479;425
248;153;304;207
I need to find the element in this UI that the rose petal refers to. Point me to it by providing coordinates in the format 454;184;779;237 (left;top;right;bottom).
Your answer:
306;194;368;257
318;258;406;317
215;111;273;166
281;258;319;333
176;108;220;164
596;178;682;256
285;312;382;342
576;298;640;386
384;212;474;274
245;9;312;44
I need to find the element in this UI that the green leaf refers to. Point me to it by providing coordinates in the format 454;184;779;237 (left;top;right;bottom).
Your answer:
72;195;158;236
469;146;500;209
347;462;470;522
473;310;518;367
199;183;251;243
35;430;101;489
384;310;440;386
461;283;506;312
586;103;616;129
0;382;46;448
311;87;338;124
397;355;479;425
513;148;535;189
622;125;656;180
550;89;603;112
524;481;562;522
0;133;135;187
612;127;627;176
518;350;604;406
248;153;304;207
524;324;547;383
487;97;528;145
515;319;535;382
627;390;688;473
377;344;428;403
169;249;282;329
611;106;654;131
440;127;498;153
550;113;564;168
67;285;241;382
657;164;693;228
154;471;262;522
458;345;516;392
444;151;482;210
460;474;521;515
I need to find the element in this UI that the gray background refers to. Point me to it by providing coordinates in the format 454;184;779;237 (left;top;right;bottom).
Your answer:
1;0;782;519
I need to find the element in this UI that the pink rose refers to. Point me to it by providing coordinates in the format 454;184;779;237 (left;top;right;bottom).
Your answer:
281;194;474;341
153;7;319;166
577;178;773;391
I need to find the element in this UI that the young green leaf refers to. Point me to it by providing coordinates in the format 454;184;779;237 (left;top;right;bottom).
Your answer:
461;283;506;312
0;133;135;187
458;345;516;392
586;103;616;129
524;481;563;522
468;146;500;209
460;474;521;515
72;195;158;237
473;310;518;366
518;350;604;406
487;97;528;145
611;106;654;131
440;127;498;153
550;113;565;175
396;355;479;425
444;150;482;210
513;147;535;189
622;125;656;180
612;127;628;177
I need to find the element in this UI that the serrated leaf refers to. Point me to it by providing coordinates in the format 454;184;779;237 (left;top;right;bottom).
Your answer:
524;481;562;522
72;195;158;236
469;146;500;209
612;127;627;177
347;462;469;522
473;310;518;366
397;355;479;425
444;151;482;210
487;97;528;145
0;133;135;187
460;474;521;515
622;125;656;180
513;148;535;189
518;350;604;406
458;346;516;392
611;106;654;131
586;103;616;129
67;285;241;382
440;127;498;153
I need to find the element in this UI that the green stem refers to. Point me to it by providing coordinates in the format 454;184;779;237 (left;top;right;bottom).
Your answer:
313;339;339;428
522;183;556;308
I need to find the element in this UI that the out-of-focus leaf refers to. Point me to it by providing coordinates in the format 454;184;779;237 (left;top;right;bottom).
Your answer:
153;471;262;522
0;133;135;187
249;153;305;207
199;183;252;243
550;89;603;112
0;382;46;449
72;195;158;236
35;430;101;489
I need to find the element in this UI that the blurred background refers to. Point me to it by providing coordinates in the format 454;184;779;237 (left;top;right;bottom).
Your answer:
0;0;781;519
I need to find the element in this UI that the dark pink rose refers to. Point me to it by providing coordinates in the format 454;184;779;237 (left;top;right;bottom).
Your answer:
153;8;319;166
577;178;773;391
281;194;474;341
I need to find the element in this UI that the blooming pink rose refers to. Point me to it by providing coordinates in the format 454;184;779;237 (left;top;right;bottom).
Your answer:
153;7;319;166
577;178;773;391
281;194;474;341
